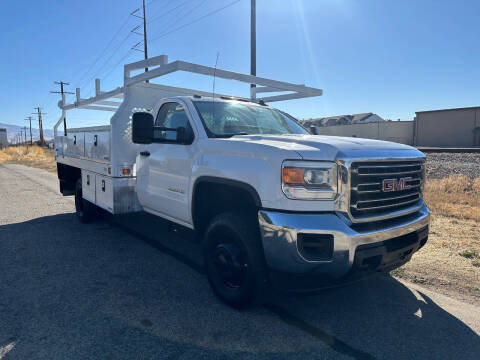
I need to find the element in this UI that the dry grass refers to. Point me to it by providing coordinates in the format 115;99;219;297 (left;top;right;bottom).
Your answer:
393;175;480;303
424;175;480;221
0;146;56;172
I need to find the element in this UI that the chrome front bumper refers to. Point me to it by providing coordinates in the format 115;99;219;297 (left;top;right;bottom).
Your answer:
258;203;430;277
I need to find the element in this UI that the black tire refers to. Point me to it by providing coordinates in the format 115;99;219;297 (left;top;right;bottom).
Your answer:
75;178;96;223
203;212;268;308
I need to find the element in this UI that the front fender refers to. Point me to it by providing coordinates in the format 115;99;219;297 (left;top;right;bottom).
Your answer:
190;140;296;209
189;139;337;214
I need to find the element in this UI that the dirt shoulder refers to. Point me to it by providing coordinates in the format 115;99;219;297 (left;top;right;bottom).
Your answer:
392;169;480;305
392;215;480;305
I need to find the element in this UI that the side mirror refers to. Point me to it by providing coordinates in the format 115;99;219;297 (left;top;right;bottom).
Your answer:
176;127;194;145
310;126;318;135
132;112;154;144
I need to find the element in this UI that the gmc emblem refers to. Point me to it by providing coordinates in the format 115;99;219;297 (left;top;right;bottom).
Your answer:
382;177;412;192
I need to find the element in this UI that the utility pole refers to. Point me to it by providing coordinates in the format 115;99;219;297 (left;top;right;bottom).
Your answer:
25;116;33;144
142;0;148;73
131;0;149;81
33;107;46;146
51;81;74;135
24;127;27;143
250;0;256;90
20;131;23;145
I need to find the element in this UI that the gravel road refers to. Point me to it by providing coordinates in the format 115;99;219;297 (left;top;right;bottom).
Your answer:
425;153;480;179
1;164;479;359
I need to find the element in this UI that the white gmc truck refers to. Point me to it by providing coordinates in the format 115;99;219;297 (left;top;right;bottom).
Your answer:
54;55;430;307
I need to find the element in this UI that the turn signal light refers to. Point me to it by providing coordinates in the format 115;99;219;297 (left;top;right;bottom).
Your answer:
282;167;305;185
122;168;131;175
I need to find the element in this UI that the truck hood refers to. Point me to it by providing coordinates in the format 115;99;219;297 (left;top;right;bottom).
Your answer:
228;134;425;160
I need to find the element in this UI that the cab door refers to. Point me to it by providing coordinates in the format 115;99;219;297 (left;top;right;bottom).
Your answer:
136;101;196;226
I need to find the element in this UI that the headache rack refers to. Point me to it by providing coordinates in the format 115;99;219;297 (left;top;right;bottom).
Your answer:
54;54;323;138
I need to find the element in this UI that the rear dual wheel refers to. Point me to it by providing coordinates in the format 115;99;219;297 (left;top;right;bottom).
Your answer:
203;212;268;308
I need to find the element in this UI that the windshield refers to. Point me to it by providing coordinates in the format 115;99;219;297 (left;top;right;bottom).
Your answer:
193;100;308;137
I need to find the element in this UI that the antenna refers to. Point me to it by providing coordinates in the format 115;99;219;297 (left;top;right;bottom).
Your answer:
212;52;220;99
212;52;220;122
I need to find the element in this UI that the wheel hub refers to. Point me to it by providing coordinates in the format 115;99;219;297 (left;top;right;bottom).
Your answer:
213;243;247;289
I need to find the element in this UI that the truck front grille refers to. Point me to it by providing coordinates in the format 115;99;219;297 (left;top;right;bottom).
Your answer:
350;160;424;220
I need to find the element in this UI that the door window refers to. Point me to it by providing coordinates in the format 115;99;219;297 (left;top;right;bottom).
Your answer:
155;102;191;141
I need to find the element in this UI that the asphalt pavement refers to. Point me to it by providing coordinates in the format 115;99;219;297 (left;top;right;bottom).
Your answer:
0;163;479;359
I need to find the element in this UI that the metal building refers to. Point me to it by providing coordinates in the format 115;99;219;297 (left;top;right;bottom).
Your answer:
0;128;7;149
414;106;480;147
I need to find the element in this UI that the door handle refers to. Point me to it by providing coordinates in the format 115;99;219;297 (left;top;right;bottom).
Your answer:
140;151;150;157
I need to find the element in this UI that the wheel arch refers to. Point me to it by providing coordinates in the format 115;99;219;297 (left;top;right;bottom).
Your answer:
191;176;262;235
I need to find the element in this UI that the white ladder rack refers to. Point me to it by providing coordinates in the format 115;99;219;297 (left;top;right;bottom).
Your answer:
54;54;323;137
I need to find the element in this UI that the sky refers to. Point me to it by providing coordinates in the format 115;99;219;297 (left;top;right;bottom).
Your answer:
0;0;479;130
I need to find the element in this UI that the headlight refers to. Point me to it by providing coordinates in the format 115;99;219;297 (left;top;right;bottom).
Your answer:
282;161;338;200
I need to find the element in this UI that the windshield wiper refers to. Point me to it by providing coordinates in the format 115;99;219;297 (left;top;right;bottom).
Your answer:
213;132;249;138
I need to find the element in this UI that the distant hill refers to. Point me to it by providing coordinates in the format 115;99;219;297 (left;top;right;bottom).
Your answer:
0;123;54;143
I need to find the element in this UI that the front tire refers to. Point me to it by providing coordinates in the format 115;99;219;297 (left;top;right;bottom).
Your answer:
75;178;96;223
203;212;268;308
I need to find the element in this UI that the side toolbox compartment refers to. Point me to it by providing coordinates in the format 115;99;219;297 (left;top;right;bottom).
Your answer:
85;129;110;161
81;170;96;203
96;175;114;212
65;132;85;158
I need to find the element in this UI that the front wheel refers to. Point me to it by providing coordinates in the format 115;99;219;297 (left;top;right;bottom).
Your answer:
203;212;268;308
75;178;96;223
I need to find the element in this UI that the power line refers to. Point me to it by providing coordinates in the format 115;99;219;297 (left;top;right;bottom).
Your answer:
147;0;207;40
87;1;151;92
149;0;242;43
83;32;133;90
74;15;133;88
54;0;240;109
102;50;135;82
154;0;208;38
75;0;194;96
147;0;192;24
